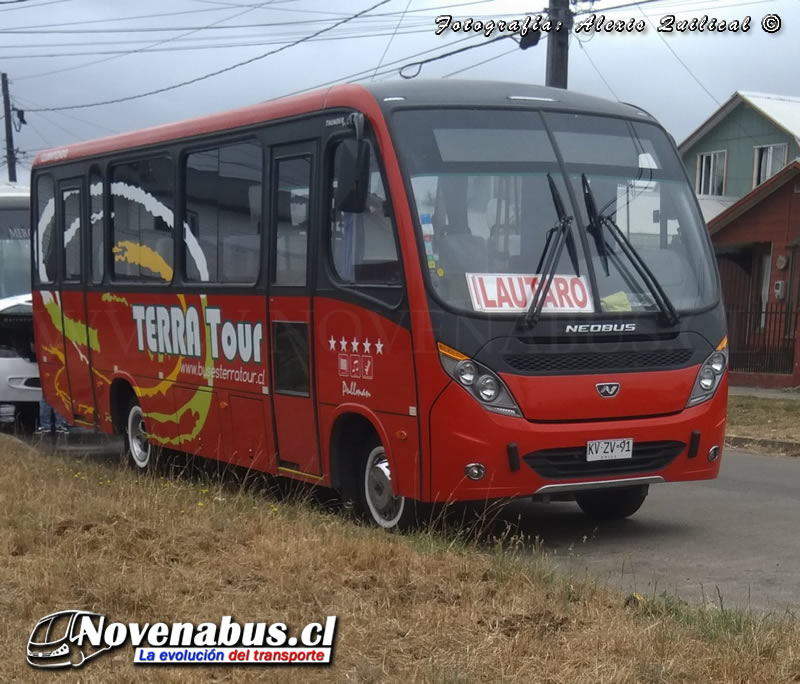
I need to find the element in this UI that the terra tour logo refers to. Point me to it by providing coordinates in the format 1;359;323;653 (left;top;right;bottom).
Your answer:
27;611;338;668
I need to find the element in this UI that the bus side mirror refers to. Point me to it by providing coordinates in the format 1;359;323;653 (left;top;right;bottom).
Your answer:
334;138;370;214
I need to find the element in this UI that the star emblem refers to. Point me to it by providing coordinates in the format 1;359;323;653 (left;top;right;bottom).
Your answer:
340;336;348;352
363;338;372;354
351;337;359;353
375;339;384;355
329;336;336;351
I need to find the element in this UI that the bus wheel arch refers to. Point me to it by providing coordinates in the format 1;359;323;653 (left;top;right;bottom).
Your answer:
110;378;136;436
110;378;155;471
329;410;416;530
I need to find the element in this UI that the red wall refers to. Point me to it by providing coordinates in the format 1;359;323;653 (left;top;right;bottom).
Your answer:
712;179;800;388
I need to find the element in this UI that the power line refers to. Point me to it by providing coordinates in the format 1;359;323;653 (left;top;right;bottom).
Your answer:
574;0;672;14
12;94;120;134
1;1;299;30
635;2;721;107
0;26;438;60
25;0;392;112
441;44;524;78
399;33;515;79
2;0;494;31
372;0;413;80
0;19;433;47
21;118;52;148
10;0;277;84
278;33;484;97
575;35;619;99
0;0;69;10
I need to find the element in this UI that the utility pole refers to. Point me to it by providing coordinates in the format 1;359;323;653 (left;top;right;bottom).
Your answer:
1;73;16;183
545;0;574;89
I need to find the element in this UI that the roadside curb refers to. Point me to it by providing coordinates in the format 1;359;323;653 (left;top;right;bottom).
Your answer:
725;434;800;456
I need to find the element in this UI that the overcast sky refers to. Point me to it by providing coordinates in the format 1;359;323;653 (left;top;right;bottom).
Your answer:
1;0;798;183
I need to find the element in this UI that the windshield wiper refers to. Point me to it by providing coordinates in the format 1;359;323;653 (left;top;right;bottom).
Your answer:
580;174;680;326
537;175;581;277
581;174;610;277
523;174;576;329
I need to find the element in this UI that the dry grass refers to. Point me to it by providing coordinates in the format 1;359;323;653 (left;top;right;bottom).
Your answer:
727;396;800;443
2;433;800;683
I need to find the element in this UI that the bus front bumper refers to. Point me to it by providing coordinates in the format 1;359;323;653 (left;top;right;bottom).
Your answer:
426;374;727;503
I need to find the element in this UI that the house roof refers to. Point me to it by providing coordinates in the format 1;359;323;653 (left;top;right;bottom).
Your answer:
707;160;800;235
679;91;800;153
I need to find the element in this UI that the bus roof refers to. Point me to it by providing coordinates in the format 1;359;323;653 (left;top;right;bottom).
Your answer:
0;183;30;202
32;80;654;169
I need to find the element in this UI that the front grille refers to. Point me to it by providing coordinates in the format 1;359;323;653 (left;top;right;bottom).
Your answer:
504;349;694;374
523;440;684;479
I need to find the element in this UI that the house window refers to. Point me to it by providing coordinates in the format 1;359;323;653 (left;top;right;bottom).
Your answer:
696;150;726;196
753;143;788;187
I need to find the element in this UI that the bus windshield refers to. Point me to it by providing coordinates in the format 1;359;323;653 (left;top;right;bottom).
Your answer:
393;108;717;316
0;206;31;299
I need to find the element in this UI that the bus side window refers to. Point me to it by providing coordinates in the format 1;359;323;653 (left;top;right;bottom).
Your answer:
35;175;56;285
184;141;263;283
329;141;400;285
274;157;311;287
90;167;104;284
62;187;81;282
110;156;174;283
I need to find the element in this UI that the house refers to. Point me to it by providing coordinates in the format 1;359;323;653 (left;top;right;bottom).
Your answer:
679;92;800;388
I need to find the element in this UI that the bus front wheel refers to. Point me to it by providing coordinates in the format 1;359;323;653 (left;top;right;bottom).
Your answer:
352;438;417;530
575;486;648;520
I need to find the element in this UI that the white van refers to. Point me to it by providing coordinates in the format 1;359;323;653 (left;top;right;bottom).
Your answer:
0;184;40;429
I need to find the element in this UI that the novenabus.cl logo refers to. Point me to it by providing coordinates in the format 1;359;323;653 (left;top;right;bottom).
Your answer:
27;610;110;668
27;612;339;668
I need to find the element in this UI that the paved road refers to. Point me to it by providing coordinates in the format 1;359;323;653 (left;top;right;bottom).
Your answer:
17;431;800;613
508;449;800;613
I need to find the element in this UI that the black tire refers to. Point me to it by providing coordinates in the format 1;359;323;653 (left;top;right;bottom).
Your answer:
348;435;418;530
124;397;155;471
575;486;648;521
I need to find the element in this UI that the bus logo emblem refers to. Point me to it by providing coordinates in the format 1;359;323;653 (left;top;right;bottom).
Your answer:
596;382;620;398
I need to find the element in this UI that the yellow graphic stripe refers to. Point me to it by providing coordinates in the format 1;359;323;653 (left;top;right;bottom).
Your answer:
92;367;111;385
101;292;129;306
43;344;72;413
113;240;173;282
136;294;186;399
140;294;213;446
44;297;100;352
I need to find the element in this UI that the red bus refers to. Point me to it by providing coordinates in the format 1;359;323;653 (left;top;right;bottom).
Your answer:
30;80;727;528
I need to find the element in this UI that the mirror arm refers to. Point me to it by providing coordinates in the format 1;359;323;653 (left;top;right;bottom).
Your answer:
348;112;365;141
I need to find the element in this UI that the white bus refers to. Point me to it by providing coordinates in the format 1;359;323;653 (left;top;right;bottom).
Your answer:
0;183;40;429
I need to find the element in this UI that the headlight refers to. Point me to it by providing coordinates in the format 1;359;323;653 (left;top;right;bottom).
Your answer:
687;337;727;407
437;342;522;417
698;367;715;390
477;375;498;402
456;360;477;386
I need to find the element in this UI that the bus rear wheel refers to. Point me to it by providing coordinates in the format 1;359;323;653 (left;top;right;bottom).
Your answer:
353;438;416;530
575;486;648;520
125;398;153;471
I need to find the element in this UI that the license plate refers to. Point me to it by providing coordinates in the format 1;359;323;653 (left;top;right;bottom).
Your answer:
586;438;634;462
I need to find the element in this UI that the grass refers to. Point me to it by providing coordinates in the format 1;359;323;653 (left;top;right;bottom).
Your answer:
727;396;800;444
2;433;800;682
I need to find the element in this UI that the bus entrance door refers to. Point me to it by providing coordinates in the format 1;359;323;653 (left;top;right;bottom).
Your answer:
58;180;96;427
268;146;320;476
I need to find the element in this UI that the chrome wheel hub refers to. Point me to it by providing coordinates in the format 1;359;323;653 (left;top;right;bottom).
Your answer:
364;446;404;528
